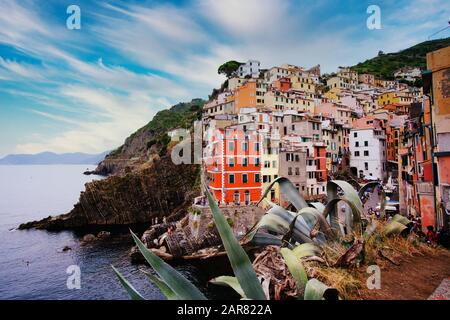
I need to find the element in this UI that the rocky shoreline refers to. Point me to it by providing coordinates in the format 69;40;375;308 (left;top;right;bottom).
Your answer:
19;155;200;231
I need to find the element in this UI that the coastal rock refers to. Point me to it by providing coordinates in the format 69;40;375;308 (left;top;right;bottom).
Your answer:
18;154;200;230
130;246;145;263
97;231;111;239
82;234;97;242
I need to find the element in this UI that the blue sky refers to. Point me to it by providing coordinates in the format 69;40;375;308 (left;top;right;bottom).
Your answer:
0;0;449;157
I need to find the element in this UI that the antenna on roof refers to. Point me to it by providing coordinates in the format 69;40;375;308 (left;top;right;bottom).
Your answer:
427;21;450;40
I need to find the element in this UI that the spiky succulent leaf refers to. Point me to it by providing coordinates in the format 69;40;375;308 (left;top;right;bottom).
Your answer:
280;248;308;298
383;220;407;236
304;278;339;300
258;176;308;211
111;265;145;300
210;276;246;298
206;189;267;300
140;269;179;300
130;230;207;300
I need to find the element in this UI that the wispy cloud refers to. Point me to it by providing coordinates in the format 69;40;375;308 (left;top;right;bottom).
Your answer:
0;0;449;156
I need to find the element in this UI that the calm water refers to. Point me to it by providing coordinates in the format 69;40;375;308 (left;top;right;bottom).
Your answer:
0;165;211;300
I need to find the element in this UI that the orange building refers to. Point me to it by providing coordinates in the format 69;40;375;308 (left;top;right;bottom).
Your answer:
205;125;262;205
234;80;258;112
272;77;292;92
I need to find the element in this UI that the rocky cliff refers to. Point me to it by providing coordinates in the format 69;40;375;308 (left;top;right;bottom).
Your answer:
93;98;204;176
19;99;205;230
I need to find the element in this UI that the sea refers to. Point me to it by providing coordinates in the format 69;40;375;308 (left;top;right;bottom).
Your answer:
0;165;219;300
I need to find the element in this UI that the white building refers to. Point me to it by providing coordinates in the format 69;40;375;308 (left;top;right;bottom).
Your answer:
237;60;261;78
349;117;387;181
394;67;422;82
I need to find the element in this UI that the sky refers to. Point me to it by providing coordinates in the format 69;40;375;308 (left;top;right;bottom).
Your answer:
0;0;449;157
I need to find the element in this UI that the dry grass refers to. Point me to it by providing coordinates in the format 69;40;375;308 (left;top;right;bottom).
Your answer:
299;222;445;299
307;262;362;299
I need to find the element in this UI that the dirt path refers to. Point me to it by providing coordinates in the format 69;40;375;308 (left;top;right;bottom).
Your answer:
358;250;450;300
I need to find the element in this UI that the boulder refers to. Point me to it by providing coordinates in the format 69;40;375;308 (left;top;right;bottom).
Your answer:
81;234;97;242
97;231;111;239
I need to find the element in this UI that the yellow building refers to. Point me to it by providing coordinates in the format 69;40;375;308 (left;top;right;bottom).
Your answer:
261;137;280;206
264;90;315;113
377;91;414;107
324;90;339;102
289;74;316;94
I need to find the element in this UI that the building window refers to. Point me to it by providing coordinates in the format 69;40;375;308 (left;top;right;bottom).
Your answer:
355;141;359;147
355;151;360;157
228;141;235;151
243;142;248;151
295;167;300;175
364;162;368;170
364;141;368;147
255;157;260;166
255;174;260;183
354;132;358;138
264;161;270;168
228;157;234;167
229;174;235;184
254;142;260;152
364;150;369;156
288;167;293;175
243;157;248;167
272;161;277;168
242;174;248;183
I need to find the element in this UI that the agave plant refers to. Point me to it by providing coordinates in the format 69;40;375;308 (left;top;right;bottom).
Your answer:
113;177;401;300
210;243;338;300
244;177;367;247
112;185;337;300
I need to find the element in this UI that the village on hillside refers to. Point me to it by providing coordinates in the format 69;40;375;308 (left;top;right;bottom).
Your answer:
190;46;450;234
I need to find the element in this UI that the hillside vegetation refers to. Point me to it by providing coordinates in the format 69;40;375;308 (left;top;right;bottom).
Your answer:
351;37;450;79
96;98;205;175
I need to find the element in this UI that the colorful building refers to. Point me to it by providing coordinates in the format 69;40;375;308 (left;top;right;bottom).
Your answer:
205;124;262;205
425;45;450;230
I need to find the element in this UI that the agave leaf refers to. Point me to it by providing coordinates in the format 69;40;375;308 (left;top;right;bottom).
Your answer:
258;212;290;233
363;220;378;239
383;220;407;236
392;214;410;226
206;189;267;300
322;198;346;234
292;243;322;259
241;211;290;244
280;248;308;298
265;201;313;243
140;269;179;300
111;265;145;300
210;276;246;298
130;231;207;300
309;202;326;214
258;176;308;211
358;181;380;198
298;207;335;241
326;180;364;234
249;232;284;247
304;278;339;300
